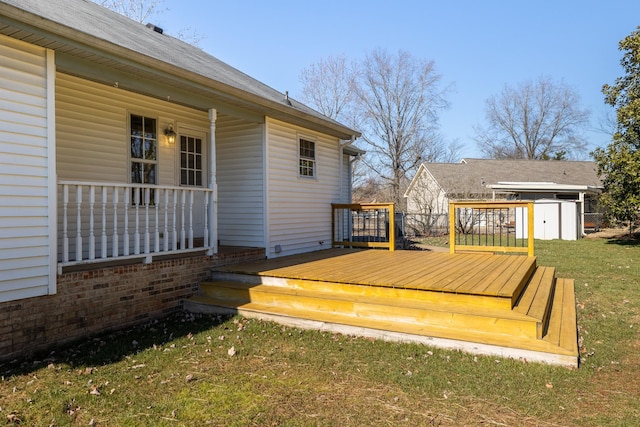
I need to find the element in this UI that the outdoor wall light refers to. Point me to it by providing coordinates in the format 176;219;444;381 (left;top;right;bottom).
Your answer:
164;123;176;144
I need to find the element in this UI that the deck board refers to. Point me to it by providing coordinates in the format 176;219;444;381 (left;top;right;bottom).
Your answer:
218;249;529;299
464;256;521;294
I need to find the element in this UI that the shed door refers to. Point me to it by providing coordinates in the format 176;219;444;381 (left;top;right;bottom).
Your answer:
534;202;560;240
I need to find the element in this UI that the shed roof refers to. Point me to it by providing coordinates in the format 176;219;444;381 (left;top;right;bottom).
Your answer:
414;159;603;196
0;0;360;140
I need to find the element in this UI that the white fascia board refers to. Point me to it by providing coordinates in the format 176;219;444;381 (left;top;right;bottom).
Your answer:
487;183;601;193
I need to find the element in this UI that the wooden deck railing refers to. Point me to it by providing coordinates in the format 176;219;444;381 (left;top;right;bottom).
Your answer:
332;203;395;251
57;181;215;271
449;201;534;256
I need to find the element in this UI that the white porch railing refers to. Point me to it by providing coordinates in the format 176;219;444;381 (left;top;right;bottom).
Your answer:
57;181;216;272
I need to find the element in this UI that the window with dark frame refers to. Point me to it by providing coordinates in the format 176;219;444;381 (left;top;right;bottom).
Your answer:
299;137;316;177
130;114;157;204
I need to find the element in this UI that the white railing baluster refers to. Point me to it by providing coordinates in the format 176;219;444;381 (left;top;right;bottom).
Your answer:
188;190;194;249
62;184;69;263
75;185;83;261
203;190;209;247
101;186;107;259
163;189;169;252
88;185;95;260
123;187;130;256
172;189;178;251
180;190;186;250
134;187;140;255
154;189;160;253
144;187;150;254
112;187;119;258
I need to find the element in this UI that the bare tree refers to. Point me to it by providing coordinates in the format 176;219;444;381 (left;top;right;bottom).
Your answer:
95;0;165;23
95;0;204;46
352;49;450;208
299;49;451;208
299;55;357;124
474;76;590;160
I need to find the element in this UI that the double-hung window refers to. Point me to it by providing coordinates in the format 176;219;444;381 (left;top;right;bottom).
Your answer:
130;114;157;203
299;137;316;178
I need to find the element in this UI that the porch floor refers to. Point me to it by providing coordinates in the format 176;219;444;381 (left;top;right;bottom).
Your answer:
186;248;579;366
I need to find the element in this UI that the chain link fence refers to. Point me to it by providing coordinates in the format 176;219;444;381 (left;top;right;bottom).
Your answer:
398;212;450;238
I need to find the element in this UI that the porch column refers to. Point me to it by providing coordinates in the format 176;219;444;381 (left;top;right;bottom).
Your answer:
208;108;218;255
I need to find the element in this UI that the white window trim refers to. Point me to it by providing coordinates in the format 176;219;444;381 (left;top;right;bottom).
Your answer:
298;135;317;179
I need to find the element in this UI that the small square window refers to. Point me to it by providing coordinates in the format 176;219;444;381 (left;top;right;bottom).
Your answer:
299;138;316;178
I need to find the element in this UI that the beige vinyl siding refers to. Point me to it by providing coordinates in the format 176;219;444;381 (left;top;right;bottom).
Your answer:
56;73;210;184
0;35;52;302
265;118;341;257
216;116;265;247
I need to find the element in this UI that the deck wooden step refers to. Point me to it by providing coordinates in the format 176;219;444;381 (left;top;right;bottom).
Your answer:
185;294;578;365
513;266;556;338
543;278;578;354
197;280;544;340
208;272;516;311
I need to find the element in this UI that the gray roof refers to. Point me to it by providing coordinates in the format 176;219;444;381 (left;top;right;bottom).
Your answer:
0;0;359;140
421;159;603;195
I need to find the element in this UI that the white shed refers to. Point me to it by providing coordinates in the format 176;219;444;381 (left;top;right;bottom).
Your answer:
516;199;581;241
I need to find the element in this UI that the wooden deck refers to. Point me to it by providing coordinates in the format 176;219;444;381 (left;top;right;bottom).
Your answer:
186;248;579;367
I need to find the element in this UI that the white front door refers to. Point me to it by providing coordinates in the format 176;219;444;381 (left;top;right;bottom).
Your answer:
178;129;207;238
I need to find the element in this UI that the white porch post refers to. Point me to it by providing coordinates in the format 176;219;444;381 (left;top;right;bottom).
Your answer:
208;108;218;255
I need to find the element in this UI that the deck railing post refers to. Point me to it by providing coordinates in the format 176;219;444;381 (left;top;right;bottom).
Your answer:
448;202;456;254
527;201;535;257
388;203;395;251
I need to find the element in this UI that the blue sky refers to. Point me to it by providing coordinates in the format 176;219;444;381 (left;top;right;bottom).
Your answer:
154;0;640;160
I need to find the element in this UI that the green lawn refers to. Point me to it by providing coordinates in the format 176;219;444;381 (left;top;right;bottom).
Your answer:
1;237;639;426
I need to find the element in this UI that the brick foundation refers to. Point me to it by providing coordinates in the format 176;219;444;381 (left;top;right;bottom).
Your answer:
0;247;265;362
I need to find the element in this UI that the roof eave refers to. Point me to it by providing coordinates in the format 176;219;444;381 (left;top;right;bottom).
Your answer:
0;2;360;140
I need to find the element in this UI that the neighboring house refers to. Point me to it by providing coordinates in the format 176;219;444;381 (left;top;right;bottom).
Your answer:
404;158;603;237
0;0;360;359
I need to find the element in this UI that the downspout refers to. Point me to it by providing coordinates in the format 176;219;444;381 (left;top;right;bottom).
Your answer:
339;135;357;202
